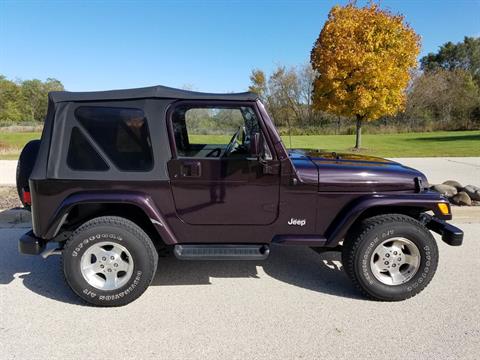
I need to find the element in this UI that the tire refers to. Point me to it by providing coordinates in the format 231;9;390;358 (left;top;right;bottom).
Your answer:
16;139;41;210
342;214;438;301
63;216;158;307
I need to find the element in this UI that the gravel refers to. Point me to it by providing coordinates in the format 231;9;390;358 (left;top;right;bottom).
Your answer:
0;186;21;209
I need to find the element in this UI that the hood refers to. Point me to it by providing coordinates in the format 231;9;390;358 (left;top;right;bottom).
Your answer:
290;149;427;192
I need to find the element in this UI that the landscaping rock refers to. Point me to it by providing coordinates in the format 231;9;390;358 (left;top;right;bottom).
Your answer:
463;185;480;201
431;184;457;197
464;184;480;192
451;191;472;206
442;180;463;190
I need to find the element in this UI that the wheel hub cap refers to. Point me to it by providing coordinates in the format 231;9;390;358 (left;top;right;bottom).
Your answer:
370;237;420;286
80;241;134;291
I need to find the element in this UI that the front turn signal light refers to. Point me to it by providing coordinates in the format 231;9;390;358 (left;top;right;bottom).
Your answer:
437;203;450;215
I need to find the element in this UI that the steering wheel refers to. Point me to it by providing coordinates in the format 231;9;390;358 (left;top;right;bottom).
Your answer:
223;126;242;157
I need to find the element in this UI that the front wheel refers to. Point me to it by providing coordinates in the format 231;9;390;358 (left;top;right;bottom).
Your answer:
63;216;158;307
342;214;438;301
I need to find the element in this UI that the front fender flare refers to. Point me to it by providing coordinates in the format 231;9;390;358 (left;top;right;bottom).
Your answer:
324;191;450;247
43;191;178;244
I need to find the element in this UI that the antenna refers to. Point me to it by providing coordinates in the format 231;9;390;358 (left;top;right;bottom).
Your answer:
286;117;293;149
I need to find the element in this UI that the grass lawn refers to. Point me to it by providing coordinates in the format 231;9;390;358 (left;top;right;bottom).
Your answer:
1;130;479;160
0;132;42;160
284;130;480;157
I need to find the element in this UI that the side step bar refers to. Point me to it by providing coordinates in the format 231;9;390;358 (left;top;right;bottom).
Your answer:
174;244;270;260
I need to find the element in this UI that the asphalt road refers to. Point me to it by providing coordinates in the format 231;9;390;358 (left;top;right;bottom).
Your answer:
0;221;479;359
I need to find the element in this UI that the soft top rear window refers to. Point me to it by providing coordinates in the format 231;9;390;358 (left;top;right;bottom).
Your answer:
74;106;153;171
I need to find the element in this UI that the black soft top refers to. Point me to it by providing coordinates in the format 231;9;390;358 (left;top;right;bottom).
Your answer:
49;85;259;103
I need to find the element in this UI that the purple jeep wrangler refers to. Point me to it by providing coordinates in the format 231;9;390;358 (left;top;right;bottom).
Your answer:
17;85;463;306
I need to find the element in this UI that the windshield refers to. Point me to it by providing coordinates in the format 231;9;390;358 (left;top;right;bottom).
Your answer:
256;100;288;151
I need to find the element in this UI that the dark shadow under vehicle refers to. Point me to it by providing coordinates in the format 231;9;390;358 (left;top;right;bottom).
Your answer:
0;231;359;305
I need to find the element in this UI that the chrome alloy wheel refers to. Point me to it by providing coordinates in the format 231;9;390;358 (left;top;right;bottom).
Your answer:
80;241;134;291
370;237;421;286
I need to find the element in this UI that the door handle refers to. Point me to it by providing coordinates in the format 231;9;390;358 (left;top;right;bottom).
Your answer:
180;161;202;177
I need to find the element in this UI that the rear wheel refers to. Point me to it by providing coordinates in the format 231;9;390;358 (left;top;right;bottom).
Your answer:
342;214;438;301
63;216;158;307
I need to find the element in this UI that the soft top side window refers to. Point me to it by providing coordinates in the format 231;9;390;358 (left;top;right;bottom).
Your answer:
67;127;109;171
74;106;153;171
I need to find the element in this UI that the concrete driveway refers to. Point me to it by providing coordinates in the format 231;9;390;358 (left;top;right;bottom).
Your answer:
0;161;17;186
1;157;479;359
391;157;480;186
0;219;478;359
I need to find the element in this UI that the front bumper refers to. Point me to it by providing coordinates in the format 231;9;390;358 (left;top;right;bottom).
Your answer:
19;230;46;255
422;214;464;246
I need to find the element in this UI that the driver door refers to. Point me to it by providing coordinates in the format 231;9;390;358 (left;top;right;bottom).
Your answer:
167;101;280;225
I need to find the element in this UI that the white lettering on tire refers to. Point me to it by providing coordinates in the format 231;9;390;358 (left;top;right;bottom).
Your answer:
72;233;123;257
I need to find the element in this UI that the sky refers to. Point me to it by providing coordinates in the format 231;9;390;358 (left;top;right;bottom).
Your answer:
1;0;479;93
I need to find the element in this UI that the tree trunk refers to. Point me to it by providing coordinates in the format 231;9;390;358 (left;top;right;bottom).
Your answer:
355;115;363;149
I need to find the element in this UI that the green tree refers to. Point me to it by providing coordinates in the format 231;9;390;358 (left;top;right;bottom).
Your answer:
249;64;315;131
405;69;480;130
20;79;45;122
0;76;22;125
421;36;480;85
0;75;64;125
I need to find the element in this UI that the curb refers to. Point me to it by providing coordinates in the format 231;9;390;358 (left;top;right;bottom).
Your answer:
451;206;480;223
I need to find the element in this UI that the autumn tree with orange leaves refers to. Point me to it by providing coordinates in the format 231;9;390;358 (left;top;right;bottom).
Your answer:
311;3;420;148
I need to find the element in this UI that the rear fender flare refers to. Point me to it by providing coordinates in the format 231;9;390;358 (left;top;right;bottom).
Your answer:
44;191;178;244
324;192;450;247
